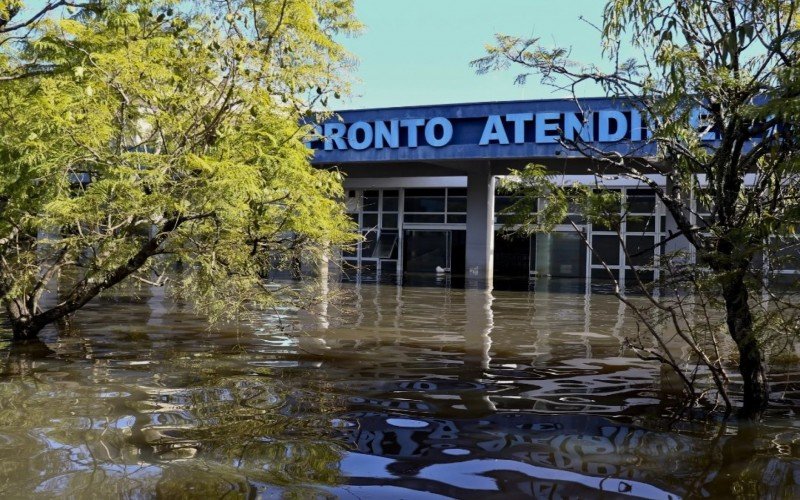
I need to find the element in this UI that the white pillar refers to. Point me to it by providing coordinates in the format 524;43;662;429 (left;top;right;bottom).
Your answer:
465;167;495;287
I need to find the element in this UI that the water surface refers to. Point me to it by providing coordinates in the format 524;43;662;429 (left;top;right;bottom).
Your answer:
0;283;798;498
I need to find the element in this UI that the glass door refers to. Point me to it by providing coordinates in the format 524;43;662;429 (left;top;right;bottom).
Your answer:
403;230;466;276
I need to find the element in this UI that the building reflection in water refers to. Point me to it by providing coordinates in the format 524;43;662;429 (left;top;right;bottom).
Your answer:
290;281;799;498
0;281;797;498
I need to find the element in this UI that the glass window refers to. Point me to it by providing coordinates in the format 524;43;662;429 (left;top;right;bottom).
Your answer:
494;195;518;213
592;218;619;232
626;216;656;233
626;235;655;267
406;188;446;197
363;190;379;211
360;261;378;279
535;232;587;278
372;232;398;259
405;197;445;213
404;213;445;224
771;237;800;272
695;192;713;214
626;189;656;213
381;260;398;275
403;230;448;273
447;214;466;224
592;235;620;266
562;214;587;226
361;213;378;229
591;267;620;281
628;269;655;284
447;196;467;213
382;213;398;229
361;230;377;257
382;196;399;212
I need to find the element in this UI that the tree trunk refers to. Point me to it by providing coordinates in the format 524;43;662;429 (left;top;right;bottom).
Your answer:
722;275;769;418
5;299;46;341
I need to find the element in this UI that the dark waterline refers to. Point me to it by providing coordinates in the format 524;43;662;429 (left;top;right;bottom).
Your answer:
0;282;798;498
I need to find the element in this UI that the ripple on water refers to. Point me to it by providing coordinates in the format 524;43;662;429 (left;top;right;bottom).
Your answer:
0;282;797;498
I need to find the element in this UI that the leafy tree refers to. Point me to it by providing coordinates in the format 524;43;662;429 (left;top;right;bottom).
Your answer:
474;0;800;417
0;0;360;340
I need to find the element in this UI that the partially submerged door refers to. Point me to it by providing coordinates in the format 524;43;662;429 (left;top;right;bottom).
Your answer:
403;230;466;276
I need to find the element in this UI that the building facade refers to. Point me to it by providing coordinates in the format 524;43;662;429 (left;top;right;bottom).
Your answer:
308;98;776;288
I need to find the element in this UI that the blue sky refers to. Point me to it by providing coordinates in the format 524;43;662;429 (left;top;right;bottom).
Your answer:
338;0;608;109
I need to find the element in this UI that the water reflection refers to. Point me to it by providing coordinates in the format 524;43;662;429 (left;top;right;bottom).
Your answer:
0;283;798;498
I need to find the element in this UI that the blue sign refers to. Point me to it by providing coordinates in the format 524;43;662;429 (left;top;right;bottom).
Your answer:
309;97;659;164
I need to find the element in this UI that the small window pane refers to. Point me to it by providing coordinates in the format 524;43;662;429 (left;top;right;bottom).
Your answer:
626;235;655;267
626;189;656;213
363;190;379;211
771;237;800;271
591;215;620;230
447;214;466;224
562;214;587;226
592;235;620;265
362;231;377;256
372;232;398;258
447;196;467;213
406;188;446;197
382;213;398;229
628;269;655;284
382;196;399;212
535;232;586;278
405;197;445;212
404;213;445;224
361;213;378;229
591;268;619;280
381;260;398;275
494;196;518;212
626;216;656;233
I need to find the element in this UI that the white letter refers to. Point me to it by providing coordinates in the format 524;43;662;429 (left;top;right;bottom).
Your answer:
323;122;347;150
479;115;509;145
424;117;453;147
505;113;533;143
400;118;425;148
375;120;399;148
347;121;374;150
598;110;628;142
535;112;560;143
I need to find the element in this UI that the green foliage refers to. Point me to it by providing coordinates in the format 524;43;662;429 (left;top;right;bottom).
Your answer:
478;0;800;414
0;1;362;337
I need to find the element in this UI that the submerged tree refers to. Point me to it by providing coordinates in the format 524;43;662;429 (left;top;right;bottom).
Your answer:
474;0;800;417
0;0;360;340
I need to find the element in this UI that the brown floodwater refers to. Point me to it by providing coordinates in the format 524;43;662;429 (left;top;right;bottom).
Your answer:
0;281;798;499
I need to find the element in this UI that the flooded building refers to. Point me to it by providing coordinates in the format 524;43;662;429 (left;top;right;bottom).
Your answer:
309;97;794;287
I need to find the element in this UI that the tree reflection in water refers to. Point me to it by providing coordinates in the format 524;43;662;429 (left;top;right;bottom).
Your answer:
0;282;797;497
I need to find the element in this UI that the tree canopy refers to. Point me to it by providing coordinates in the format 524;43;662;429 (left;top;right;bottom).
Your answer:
475;0;800;417
0;0;360;340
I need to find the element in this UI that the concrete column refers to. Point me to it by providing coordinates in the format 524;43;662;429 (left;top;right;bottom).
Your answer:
465;167;495;287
